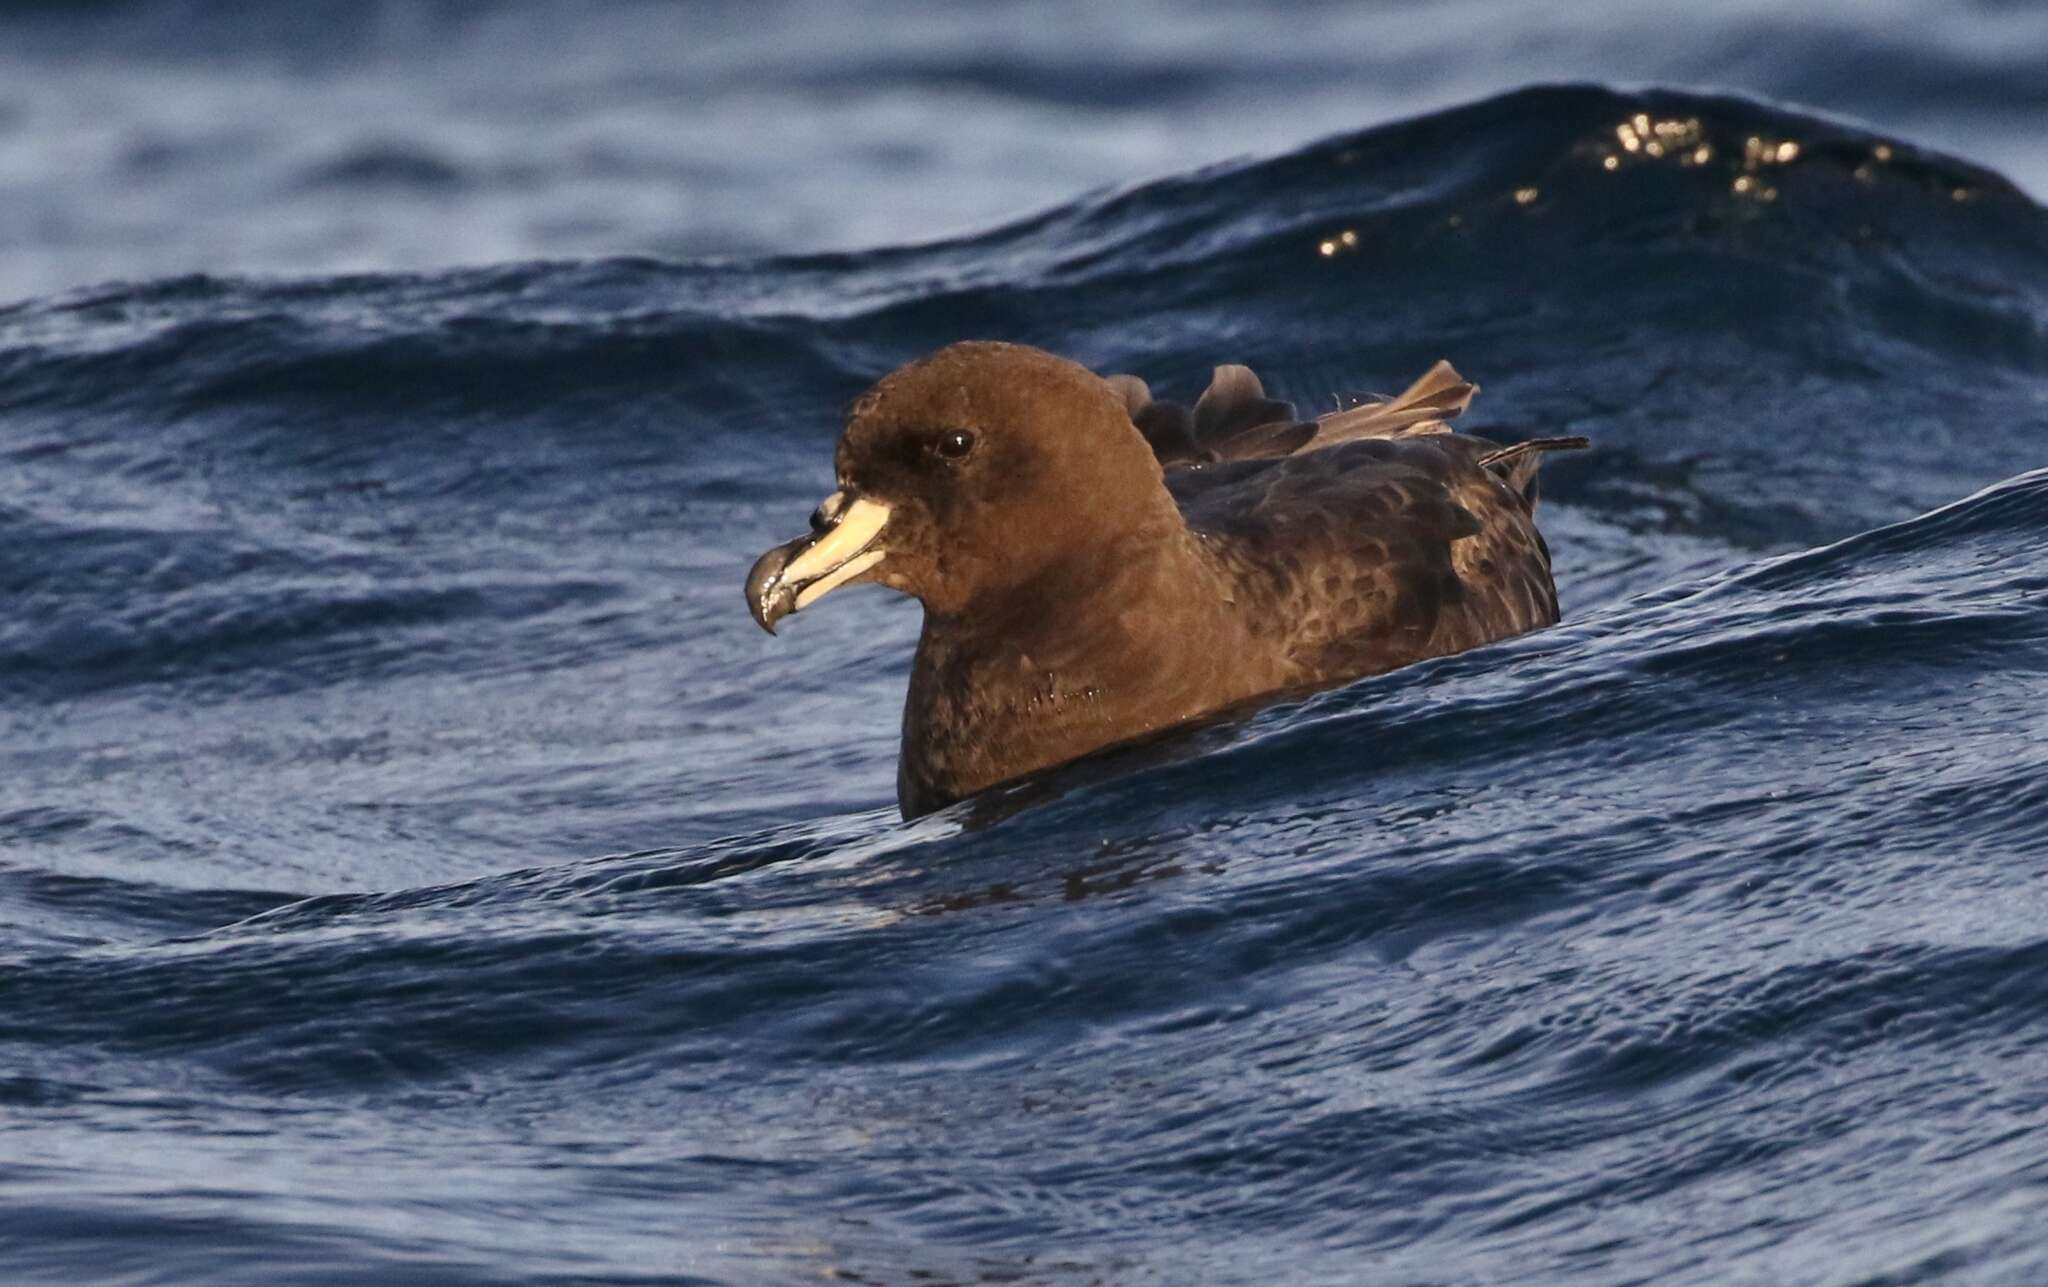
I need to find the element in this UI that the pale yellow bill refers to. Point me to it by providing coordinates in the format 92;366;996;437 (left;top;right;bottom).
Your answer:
783;493;892;603
794;548;885;609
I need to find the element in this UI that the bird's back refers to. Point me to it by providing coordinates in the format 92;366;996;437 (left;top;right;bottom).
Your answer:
1115;359;1579;688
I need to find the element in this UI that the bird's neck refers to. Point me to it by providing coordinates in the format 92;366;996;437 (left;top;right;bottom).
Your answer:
897;526;1259;816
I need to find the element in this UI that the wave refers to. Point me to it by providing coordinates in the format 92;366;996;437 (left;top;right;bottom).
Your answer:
2;464;2042;1278
2;83;2045;1284
7;461;2041;1033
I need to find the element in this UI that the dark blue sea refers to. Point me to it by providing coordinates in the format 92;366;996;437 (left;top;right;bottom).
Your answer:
3;3;2047;1283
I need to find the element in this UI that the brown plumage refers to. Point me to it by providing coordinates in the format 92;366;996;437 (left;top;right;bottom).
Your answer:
745;341;1586;818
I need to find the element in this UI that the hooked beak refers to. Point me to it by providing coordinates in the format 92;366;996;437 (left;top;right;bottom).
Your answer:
745;490;893;634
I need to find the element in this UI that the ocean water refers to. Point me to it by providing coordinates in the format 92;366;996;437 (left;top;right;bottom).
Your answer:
3;4;2048;1285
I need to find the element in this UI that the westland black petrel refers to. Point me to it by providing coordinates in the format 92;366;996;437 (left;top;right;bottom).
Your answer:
746;341;1586;819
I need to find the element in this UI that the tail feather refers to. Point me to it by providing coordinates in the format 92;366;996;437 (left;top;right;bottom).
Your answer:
1107;358;1549;474
1311;359;1478;444
1477;435;1590;507
1192;364;1298;446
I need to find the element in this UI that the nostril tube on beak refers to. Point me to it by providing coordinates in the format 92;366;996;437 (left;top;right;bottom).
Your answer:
810;490;849;532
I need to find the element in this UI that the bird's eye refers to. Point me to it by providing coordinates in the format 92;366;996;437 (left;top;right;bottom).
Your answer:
934;428;978;461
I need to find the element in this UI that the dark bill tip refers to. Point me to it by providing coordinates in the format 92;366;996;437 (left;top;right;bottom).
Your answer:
745;538;801;634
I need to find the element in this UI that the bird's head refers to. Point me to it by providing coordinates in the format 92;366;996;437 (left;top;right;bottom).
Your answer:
746;341;1169;632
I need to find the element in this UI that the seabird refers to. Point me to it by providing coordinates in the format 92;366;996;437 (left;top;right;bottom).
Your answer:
746;341;1585;818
